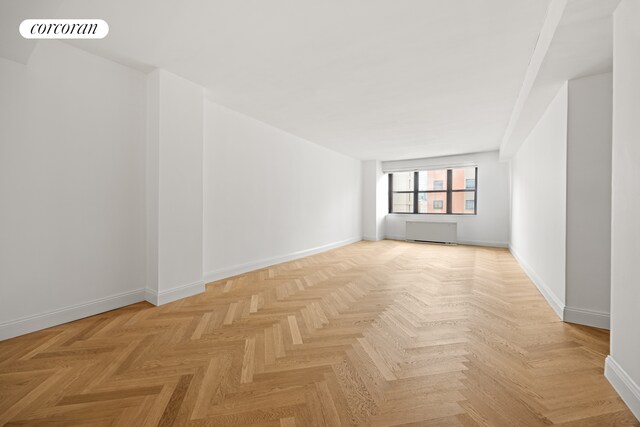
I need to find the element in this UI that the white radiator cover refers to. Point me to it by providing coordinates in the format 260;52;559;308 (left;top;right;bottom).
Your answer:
406;221;457;244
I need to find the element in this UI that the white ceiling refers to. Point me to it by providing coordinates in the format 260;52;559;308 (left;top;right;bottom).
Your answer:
500;0;621;159
0;0;63;64
0;0;554;161
4;1;615;161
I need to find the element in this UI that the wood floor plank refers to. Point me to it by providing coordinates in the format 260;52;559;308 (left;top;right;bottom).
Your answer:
0;241;637;426
223;302;238;326
287;316;303;346
240;337;256;384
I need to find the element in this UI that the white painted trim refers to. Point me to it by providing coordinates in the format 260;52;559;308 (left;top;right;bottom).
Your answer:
0;289;145;341
605;356;640;421
363;235;383;241
383;234;405;241
145;280;205;306
384;235;508;248
563;306;610;329
457;240;509;248
509;245;565;319
204;237;362;283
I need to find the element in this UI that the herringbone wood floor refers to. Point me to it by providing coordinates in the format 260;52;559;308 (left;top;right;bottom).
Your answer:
0;241;637;426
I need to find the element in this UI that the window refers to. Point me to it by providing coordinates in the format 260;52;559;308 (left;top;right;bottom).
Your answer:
465;179;475;189
388;166;477;215
389;171;414;213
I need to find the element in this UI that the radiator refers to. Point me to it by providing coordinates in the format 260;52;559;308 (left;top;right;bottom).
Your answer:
406;221;457;244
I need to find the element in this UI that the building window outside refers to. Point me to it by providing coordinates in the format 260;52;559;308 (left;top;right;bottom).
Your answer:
465;178;475;189
388;167;477;215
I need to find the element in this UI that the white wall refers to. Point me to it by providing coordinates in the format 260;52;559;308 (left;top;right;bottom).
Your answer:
509;74;614;328
510;84;568;317
383;151;510;247
146;70;205;304
203;101;362;281
0;41;147;339
375;161;389;241
606;0;640;419
0;46;362;337
565;72;612;327
362;160;387;241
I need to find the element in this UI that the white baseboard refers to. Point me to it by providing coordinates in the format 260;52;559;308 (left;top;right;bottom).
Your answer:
384;235;508;248
509;245;564;319
564;306;610;329
457;240;509;248
145;280;205;306
384;234;405;241
363;235;383;241
0;289;146;341
605;355;640;421
204;236;362;284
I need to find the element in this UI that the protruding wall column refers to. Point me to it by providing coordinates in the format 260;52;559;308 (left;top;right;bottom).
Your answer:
362;160;387;241
146;69;204;305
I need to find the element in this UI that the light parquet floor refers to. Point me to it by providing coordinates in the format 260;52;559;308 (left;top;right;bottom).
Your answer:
0;241;637;426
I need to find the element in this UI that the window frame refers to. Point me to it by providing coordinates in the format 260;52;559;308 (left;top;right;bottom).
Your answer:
388;167;478;215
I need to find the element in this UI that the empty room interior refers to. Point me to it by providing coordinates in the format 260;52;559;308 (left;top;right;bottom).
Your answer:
1;0;640;425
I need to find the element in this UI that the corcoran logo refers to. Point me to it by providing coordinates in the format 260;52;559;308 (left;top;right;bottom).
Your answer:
19;19;109;39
